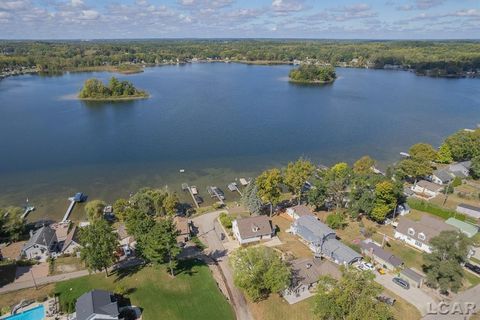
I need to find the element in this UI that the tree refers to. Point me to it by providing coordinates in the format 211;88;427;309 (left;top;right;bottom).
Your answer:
125;208;155;240
423;230;470;294
283;158;315;204
326;162;352;209
1;207;26;242
437;143;453;164
471;156;480;179
326;212;347;229
307;178;328;211
230;246;290;301
129;188;168;215
164;193;179;216
313;269;392;320
242;181;263;215
395;158;432;182
256;168;283;216
371;181;398;222
140;218;180;276
444;129;480;161
353;155;376;174
409;143;438;162
113;198;129;221
84;200;106;222
80;220;118;277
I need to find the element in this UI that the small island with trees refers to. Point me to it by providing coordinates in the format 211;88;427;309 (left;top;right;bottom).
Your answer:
289;64;337;84
78;77;149;101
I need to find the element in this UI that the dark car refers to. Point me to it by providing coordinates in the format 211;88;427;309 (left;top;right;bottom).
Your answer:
377;295;396;306
392;277;410;290
465;262;480;275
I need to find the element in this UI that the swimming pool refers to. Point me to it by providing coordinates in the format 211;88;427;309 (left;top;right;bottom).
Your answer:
2;305;44;320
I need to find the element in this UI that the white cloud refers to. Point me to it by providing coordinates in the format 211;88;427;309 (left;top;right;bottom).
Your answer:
79;10;100;20
272;0;305;13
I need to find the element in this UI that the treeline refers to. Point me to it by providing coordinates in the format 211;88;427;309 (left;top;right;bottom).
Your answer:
289;65;336;83
1;40;480;77
78;77;148;99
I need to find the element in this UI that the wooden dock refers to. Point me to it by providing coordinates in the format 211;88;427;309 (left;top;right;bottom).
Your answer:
207;186;225;205
228;182;243;197
21;206;35;219
62;198;76;222
183;183;200;209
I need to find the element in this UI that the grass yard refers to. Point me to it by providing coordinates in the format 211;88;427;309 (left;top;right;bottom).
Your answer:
384;240;424;271
384;289;422;320
463;270;480;289
0;284;55;308
55;259;234;320
272;216;312;259
51;256;85;275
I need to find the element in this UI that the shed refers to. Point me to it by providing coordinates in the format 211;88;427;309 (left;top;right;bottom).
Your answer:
456;203;480;219
401;268;425;288
445;218;478;238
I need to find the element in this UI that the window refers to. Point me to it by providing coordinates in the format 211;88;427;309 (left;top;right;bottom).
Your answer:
415;241;422;247
407;228;415;236
418;233;426;241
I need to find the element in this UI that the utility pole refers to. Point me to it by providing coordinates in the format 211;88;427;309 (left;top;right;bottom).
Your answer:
30;269;38;290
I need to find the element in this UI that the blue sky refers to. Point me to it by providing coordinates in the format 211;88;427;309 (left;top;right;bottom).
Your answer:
0;0;479;39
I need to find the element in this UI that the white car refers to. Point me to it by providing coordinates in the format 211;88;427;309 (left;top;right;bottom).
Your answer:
357;262;375;271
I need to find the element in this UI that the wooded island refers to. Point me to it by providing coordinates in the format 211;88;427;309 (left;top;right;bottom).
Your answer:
78;77;149;101
289;65;337;84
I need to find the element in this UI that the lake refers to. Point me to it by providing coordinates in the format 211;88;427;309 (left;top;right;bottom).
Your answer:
0;63;479;221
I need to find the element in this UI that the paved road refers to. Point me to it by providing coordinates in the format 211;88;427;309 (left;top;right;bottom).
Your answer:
193;211;254;320
375;273;436;316
423;284;480;320
0;257;143;294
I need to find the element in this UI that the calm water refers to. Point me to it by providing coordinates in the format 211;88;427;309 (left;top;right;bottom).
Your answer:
0;63;479;221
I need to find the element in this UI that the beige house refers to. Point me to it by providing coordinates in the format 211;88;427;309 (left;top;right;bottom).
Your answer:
411;180;444;199
232;215;274;244
286;205;315;221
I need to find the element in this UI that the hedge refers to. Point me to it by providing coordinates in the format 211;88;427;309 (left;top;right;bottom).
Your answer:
407;198;467;221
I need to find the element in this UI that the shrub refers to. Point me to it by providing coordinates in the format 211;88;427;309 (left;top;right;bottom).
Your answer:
114;284;129;296
213;202;225;210
451;177;462;188
219;212;233;229
407;198;466;221
326;212;347;230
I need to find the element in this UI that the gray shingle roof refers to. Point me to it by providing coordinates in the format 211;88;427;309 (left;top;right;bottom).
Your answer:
457;203;480;212
75;290;119;320
396;215;457;244
433;169;453;183
293;216;335;245
24;226;57;250
360;241;403;268
401;268;424;283
235;215;273;239
290;258;341;287
321;238;362;265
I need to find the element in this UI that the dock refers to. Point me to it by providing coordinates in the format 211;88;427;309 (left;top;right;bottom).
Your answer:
227;182;243;197
21;206;35;219
207;186;225;205
182;183;200;209
62;193;87;222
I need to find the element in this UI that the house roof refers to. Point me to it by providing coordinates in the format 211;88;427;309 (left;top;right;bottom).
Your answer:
450;161;472;172
75;290;119;320
288;205;315;217
396;215;457;244
445;218;478;238
321;238;362;264
235;215;273;239
433;169;453;183
401;268;424;283
360;241;403;268
457;203;480;213
62;226;80;252
293;215;335;244
414;180;443;192
290;258;341;287
23;226;57;250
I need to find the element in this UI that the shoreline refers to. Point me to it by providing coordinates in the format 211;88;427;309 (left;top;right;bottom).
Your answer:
288;78;336;84
78;94;149;101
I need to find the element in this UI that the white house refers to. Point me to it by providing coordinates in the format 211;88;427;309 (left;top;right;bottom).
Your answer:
22;226;58;261
394;216;457;253
431;169;454;185
411;180;444;200
232;215;274;244
286;205;315;221
456;203;480;220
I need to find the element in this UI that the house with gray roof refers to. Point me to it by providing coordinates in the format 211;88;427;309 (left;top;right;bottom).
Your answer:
448;161;471;178
22;226;58;261
75;290;119;320
283;258;341;304
360;240;403;270
61;226;81;255
291;216;361;265
286;205;315;221
456;203;480;219
431;169;454;185
411;180;444;199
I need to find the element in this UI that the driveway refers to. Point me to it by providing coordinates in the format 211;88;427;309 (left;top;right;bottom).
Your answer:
375;273;436;316
193;211;254;320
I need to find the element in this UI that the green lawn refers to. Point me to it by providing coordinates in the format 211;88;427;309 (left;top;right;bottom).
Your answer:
55;260;234;320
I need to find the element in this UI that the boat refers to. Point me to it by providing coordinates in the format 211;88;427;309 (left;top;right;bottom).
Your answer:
194;195;204;204
73;192;87;202
239;178;250;186
207;186;225;200
179;169;185;173
227;182;238;192
190;186;198;195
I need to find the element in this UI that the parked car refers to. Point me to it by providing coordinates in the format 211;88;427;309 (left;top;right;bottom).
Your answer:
465;262;480;275
377;268;386;275
392;277;410;290
357;262;375;272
